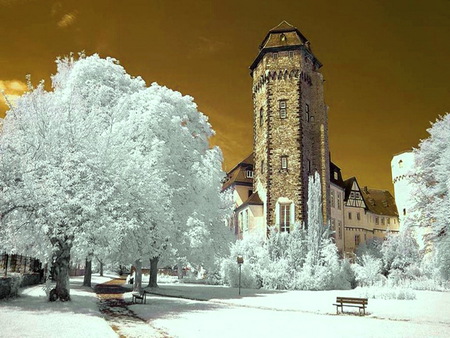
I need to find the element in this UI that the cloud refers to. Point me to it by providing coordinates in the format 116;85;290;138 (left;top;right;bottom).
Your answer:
0;80;27;108
195;36;227;55
57;11;78;28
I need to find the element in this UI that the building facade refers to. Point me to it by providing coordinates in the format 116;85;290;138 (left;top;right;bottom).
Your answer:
223;21;399;253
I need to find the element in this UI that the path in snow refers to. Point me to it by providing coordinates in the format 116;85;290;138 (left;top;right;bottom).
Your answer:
94;277;168;337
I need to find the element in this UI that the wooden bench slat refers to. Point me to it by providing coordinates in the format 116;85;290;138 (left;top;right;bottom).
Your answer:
334;296;368;316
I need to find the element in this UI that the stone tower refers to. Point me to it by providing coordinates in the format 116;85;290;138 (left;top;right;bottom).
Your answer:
250;21;330;231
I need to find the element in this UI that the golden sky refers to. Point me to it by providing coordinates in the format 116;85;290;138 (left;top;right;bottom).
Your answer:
1;0;449;193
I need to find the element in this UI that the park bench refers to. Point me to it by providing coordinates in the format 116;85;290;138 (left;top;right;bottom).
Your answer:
333;297;368;316
132;290;148;304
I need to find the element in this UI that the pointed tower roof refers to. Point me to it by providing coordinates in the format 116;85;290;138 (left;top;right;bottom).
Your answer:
259;21;308;50
250;21;321;72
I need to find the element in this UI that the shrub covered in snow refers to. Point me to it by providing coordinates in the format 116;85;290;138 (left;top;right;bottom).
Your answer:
221;173;352;291
358;286;416;300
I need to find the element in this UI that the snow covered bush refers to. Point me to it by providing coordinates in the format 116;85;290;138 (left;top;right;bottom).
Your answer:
381;229;421;276
353;255;383;287
221;172;352;291
221;235;263;289
355;237;383;260
358;286;416;300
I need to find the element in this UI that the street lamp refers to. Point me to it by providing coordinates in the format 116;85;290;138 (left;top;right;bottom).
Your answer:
237;255;244;295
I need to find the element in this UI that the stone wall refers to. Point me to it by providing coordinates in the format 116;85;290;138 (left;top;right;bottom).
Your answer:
251;47;330;229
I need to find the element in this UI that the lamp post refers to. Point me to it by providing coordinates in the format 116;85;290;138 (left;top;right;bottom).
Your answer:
237;256;244;295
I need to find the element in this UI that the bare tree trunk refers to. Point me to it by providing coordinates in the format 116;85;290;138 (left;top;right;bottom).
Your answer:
99;260;104;277
148;256;159;288
83;255;92;287
50;238;72;301
177;259;184;280
133;259;142;292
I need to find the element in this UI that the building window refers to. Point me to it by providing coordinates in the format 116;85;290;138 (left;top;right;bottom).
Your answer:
331;190;335;208
334;171;338;180
394;219;396;224
308;159;311;173
355;234;360;247
381;217;385;225
305;103;310;122
399;160;403;168
403;208;406;216
375;217;379;225
281;156;288;170
338;221;342;240
273;52;278;59
279;100;287;119
337;192;342;210
331;218;336;230
357;212;361;221
289;51;294;58
259;107;264;127
387;218;390;225
279;203;291;233
246;170;254;178
244;210;249;232
348;212;352;220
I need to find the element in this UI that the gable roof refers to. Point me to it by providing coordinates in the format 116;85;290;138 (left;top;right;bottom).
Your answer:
360;187;399;217
222;154;254;190
235;191;263;212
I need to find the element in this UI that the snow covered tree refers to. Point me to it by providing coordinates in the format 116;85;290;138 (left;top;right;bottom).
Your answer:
353;254;383;287
407;114;450;256
0;54;147;300
0;54;232;298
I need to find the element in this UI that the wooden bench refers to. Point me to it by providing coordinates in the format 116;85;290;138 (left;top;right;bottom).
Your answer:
333;297;368;316
132;290;148;304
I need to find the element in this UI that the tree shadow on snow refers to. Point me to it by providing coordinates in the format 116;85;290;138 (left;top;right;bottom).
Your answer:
144;284;284;301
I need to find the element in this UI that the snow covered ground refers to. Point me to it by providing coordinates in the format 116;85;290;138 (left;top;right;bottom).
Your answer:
1;276;449;337
0;275;116;338
128;283;450;338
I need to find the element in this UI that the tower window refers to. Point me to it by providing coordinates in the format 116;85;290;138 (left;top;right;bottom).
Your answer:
337;192;342;210
281;156;288;170
261;160;264;174
357;212;361;221
348;212;352;220
273;52;278;59
308;159;311;173
259;107;264;127
279;100;287;119
387;218;390;225
403;208;406;216
305;103;310;122
280;33;286;42
279;203;291;233
338;221;342;239
246;170;254;178
375;217;379;225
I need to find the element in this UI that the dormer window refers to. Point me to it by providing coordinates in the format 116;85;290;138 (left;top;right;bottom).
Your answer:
279;100;287;119
246;170;254;178
280;33;286;42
